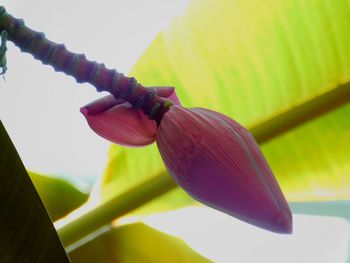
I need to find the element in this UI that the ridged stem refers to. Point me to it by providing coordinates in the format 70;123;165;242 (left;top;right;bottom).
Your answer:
0;6;172;123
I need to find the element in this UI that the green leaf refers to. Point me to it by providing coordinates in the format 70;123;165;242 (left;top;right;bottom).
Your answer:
68;223;212;263
97;0;350;209
0;121;70;262
28;171;89;221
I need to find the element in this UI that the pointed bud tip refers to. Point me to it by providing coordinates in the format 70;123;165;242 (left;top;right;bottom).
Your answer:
263;210;292;234
275;211;293;234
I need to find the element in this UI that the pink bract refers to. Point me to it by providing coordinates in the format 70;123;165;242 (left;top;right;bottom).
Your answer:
156;106;292;234
80;86;179;147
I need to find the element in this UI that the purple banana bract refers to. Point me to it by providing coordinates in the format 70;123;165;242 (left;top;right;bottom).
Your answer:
157;105;292;234
80;87;180;147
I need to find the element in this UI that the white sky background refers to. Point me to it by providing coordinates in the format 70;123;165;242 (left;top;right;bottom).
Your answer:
0;1;349;262
0;0;188;185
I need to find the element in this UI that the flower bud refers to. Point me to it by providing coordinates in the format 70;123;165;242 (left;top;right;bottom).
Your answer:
156;106;292;234
81;88;292;233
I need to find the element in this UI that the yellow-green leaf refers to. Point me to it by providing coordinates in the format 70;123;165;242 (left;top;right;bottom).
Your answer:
93;0;350;226
98;0;350;216
68;223;212;263
29;171;89;221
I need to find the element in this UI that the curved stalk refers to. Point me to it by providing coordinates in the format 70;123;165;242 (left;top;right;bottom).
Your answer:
0;6;171;122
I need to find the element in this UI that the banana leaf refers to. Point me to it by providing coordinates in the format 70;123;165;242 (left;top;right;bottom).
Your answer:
28;171;89;221
95;0;350;217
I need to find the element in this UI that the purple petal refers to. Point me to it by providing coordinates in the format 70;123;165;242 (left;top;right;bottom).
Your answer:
80;103;157;147
80;87;181;147
81;95;126;116
156;106;292;234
